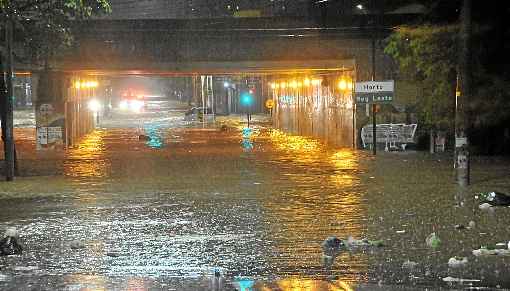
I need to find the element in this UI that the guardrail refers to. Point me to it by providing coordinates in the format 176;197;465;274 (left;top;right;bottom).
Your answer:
361;123;417;151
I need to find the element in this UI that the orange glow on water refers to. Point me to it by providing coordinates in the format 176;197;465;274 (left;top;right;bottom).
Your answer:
276;277;354;291
64;130;110;178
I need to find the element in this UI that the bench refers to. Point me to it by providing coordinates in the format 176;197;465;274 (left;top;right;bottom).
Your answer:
361;123;417;151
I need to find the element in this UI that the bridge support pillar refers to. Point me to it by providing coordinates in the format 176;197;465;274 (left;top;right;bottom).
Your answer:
35;71;95;150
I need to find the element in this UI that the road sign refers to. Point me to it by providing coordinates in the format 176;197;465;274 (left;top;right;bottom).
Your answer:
355;81;394;104
265;99;275;109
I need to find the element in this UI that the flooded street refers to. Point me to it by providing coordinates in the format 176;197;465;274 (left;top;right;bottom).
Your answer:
1;112;510;290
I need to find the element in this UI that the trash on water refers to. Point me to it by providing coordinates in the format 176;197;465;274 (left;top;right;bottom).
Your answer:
455;221;476;230
477;191;510;207
454;224;466;230
479;203;493;210
448;256;468;268
0;227;23;256
425;232;441;249
402;260;418;269
322;254;336;267
472;246;510;257
13;266;39;272
442;276;481;283
106;252;121;257
69;240;86;249
346;236;384;247
322;236;345;253
396;230;406;234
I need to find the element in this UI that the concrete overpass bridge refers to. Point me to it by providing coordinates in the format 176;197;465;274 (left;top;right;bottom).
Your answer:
19;15;409;149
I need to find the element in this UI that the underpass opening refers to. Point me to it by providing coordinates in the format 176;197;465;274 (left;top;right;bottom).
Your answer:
35;59;356;149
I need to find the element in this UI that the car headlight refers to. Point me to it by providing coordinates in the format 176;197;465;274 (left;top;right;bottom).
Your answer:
129;100;144;112
119;100;128;110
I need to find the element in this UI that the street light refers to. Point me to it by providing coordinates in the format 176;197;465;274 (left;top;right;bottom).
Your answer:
87;99;101;112
88;99;101;125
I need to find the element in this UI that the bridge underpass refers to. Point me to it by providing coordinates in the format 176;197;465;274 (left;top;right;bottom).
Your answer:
35;57;356;149
18;16;403;151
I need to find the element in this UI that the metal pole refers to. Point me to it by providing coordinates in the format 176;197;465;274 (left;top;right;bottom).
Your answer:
455;0;471;186
247;107;250;128
372;104;377;155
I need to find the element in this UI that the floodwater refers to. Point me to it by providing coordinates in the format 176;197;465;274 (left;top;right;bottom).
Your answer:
1;112;510;290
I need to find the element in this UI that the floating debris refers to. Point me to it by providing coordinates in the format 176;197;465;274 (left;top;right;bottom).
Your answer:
442;276;481;283
477;191;510;207
454;224;466;230
13;266;39;272
472;247;510;257
322;236;345;252
448;256;468;268
479;203;493;210
425;232;441;249
346;236;384;247
402;260;418;269
69;240;86;250
0;227;23;256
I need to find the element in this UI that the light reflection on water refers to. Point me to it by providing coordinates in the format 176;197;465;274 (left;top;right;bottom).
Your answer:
264;130;368;283
64;130;110;178
2;127;510;290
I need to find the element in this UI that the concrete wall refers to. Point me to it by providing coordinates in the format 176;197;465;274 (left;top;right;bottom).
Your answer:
60;19;392;80
271;73;355;148
35;72;96;149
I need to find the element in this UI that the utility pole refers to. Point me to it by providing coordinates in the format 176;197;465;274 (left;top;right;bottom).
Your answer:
370;0;378;156
455;0;471;186
4;19;15;181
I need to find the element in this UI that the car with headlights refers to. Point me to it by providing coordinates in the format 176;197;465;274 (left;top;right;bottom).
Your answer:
119;91;145;112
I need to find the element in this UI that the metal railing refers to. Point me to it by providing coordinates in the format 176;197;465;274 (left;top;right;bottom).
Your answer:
361;123;417;151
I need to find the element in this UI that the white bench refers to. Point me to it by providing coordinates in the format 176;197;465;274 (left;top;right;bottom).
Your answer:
361;123;417;151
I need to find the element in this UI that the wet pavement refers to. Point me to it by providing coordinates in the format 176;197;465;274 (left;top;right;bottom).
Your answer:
1;111;510;290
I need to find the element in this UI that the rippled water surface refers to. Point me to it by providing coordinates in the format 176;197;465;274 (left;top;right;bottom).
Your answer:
1;119;510;290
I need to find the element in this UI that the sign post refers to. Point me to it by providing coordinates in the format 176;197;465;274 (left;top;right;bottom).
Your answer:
355;81;395;155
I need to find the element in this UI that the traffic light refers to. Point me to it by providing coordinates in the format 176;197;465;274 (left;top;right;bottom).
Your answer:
240;91;254;107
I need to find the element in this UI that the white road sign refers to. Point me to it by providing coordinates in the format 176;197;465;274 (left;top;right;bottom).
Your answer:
355;81;394;93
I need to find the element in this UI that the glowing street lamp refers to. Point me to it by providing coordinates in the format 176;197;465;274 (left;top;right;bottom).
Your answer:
88;99;101;125
87;99;101;112
338;79;347;91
